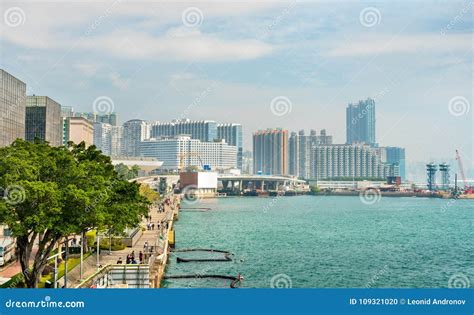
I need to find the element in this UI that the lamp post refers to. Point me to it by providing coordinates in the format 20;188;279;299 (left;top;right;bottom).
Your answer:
96;234;100;269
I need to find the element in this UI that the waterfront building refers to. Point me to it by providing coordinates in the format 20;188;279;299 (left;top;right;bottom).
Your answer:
217;123;243;170
312;143;391;180
139;135;237;172
253;129;288;175
384;147;406;180
65;116;94;146
0;69;26;147
150;119;217;142
289;129;333;179
25;96;62;146
346;98;376;146
122;119;150;157
242;150;253;174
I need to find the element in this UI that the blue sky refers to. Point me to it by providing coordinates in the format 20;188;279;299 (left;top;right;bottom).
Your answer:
1;0;472;176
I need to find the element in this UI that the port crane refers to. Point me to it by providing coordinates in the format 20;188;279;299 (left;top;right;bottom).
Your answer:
455;149;474;194
178;152;204;172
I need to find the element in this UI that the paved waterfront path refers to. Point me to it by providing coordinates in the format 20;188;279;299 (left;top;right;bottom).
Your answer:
63;198;177;287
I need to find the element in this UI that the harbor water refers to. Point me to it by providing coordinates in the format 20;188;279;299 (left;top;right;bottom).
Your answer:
163;196;473;288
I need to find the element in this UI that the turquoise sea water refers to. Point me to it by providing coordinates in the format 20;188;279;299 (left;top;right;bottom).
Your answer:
162;196;473;288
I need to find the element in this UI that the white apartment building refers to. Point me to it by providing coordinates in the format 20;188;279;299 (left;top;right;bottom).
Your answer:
139;135;237;172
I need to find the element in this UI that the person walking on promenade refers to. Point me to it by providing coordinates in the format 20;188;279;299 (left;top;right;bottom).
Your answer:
139;251;143;263
126;254;131;264
144;241;148;252
117;257;123;264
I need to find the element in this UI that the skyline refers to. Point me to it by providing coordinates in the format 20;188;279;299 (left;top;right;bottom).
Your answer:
1;1;472;165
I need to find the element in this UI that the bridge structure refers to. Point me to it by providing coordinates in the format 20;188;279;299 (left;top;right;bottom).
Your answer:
217;174;308;193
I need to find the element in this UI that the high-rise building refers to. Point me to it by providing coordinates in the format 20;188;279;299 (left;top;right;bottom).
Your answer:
93;122;112;155
380;146;406;180
25;96;62;146
139;135;237;172
150;119;218;142
123;119;150;157
75;112;118;126
253;129;288;175
289;129;333;179
60;106;75;145
346;98;376;146
0;69;26;147
109;126;123;157
217;123;243;170
312;144;390;180
65;117;94;146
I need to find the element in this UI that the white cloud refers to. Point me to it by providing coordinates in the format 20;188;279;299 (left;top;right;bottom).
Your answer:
77;28;274;61
73;63;100;76
109;72;130;90
324;34;472;57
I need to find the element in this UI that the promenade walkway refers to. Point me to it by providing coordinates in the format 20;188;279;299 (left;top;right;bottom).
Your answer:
62;196;178;288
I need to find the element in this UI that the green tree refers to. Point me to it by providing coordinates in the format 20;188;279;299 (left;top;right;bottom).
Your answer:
115;163;140;180
0;140;149;288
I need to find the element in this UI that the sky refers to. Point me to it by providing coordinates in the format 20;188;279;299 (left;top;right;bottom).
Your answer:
1;0;473;177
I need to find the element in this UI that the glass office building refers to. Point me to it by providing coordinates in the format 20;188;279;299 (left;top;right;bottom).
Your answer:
0;69;26;147
25;96;62;146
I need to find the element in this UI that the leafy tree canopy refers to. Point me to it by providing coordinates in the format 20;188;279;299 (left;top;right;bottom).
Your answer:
0;139;150;287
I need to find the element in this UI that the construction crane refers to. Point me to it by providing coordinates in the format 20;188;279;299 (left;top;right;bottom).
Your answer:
455;149;474;194
178;152;204;172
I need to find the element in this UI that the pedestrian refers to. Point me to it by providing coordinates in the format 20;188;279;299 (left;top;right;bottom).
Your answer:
117;257;123;264
144;241;148;251
152;223;155;230
131;251;135;260
139;251;143;263
126;255;131;264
